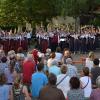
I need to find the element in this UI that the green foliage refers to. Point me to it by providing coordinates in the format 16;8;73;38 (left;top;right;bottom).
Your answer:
0;0;100;27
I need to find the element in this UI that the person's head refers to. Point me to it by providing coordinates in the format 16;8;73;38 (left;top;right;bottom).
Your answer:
8;50;16;60
96;76;100;88
27;53;34;61
1;56;7;63
51;60;58;66
48;73;57;85
50;52;55;59
37;63;44;71
0;73;6;85
66;58;73;64
56;47;61;53
17;47;23;53
82;67;89;76
16;53;25;61
46;48;51;54
64;50;71;58
70;77;80;89
88;51;95;60
61;64;67;74
93;58;99;66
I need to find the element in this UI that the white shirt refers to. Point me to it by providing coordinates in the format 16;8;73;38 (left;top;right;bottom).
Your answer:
85;58;93;71
80;76;92;98
57;74;70;98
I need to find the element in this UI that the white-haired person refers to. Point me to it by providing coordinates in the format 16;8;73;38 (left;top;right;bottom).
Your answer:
90;76;100;100
45;48;51;60
66;58;78;78
7;50;16;64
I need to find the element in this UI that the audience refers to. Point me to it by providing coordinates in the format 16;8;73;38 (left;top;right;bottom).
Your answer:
91;58;100;89
22;54;35;92
47;52;57;67
67;77;85;100
62;49;72;64
31;63;48;100
0;73;13;100
0;45;100;100
66;58;78;77
80;67;92;99
49;60;61;76
55;47;63;62
39;73;65;100
57;64;70;98
90;76;100;100
13;76;31;100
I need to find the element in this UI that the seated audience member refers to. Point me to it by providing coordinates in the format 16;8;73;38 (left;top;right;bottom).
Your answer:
57;64;70;98
39;73;65;100
85;52;95;71
67;77;85;100
66;58;78;77
90;76;100;100
49;60;61;76
31;63;48;100
91;58;100;89
80;67;92;99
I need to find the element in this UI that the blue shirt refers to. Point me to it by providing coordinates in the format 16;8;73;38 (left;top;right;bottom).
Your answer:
49;65;61;76
31;72;48;97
